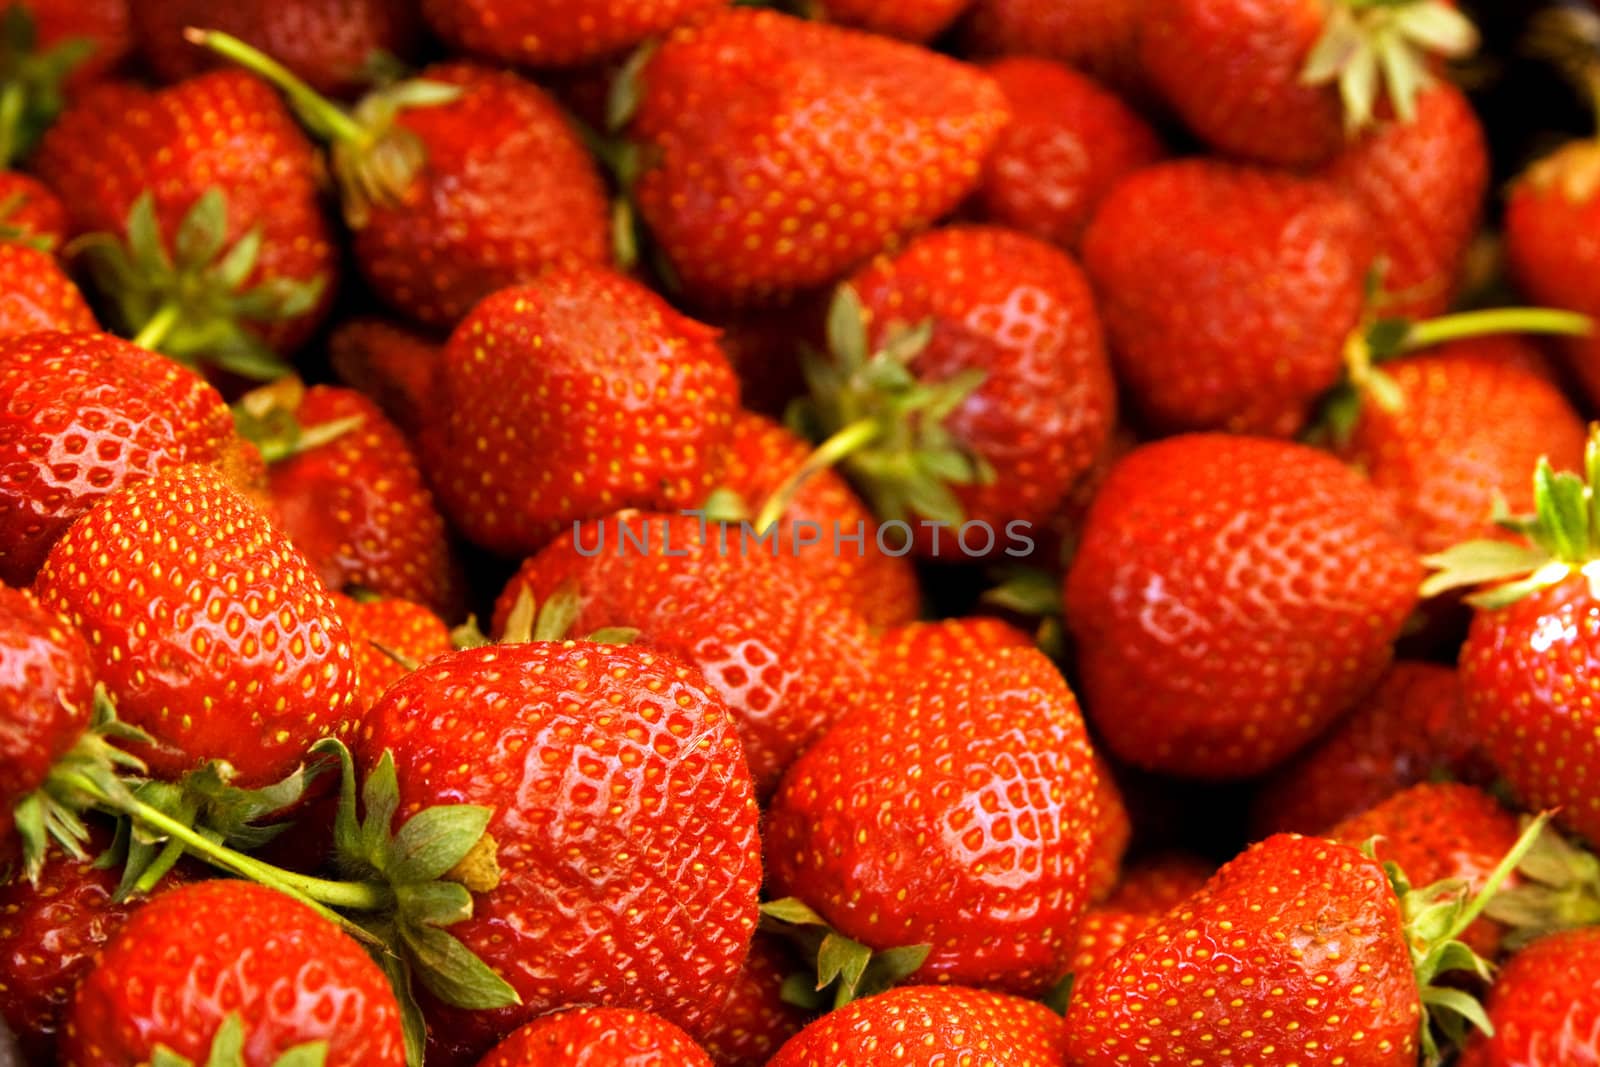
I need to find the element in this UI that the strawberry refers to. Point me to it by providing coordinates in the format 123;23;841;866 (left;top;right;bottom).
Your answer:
618;8;1009;308
975;57;1163;252
0;824;194;1060
0;242;94;337
328;316;444;440
424;270;738;557
1067;907;1151;979
959;0;1148;100
14;0;130;90
329;591;451;713
796;226;1114;558
1102;852;1216;916
478;1007;713;1067
1086;753;1132;903
700;934;811;1067
62;879;405;1065
1066;831;1533;1065
1251;662;1485;837
130;0;422;97
33;465;358;787
1082;160;1374;437
422;0;727;68
0;0;130;166
708;301;816;419
1326;343;1588;557
1329;782;1521;958
1322;84;1488;320
240;380;462;616
0;171;66;249
1457;927;1600;1067
813;0;970;42
768;986;1068;1066
31;73;335;377
766;636;1101;995
357;640;762;1062
0;331;238;586
1140;0;1478;166
715;410;921;630
494;512;874;794
1064;434;1420;779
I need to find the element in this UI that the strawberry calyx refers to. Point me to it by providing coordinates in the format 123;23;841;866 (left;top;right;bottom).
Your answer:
1299;0;1478;136
759;897;931;1012
786;284;992;531
73;188;325;381
187;28;460;229
1484;817;1600;949
0;187;55;251
1524;6;1600;145
231;377;366;463
0;3;92;166
149;1012;327;1067
1422;423;1600;607
454;583;638;650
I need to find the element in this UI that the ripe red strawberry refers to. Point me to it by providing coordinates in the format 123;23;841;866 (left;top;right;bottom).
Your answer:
0;243;94;337
358;640;761;1063
130;0;422;96
0;331;238;586
976;57;1163;252
422;0;726;67
0;172;67;249
621;8;1009;307
329;591;451;714
1322;84;1488;319
425;270;738;557
767;638;1101;995
1140;0;1478;166
768;986;1068;1066
31;72;335;373
1068;907;1152;978
1457;926;1600;1067
1329;782;1520;958
0;825;195;1061
1251;662;1484;836
959;0;1148;99
1086;754;1132;903
1082;160;1374;437
328;316;444;440
716;410;921;630
699;935;811;1067
478;1007;713;1067
245;381;462;615
1064;435;1420;779
494;512;874;794
801;226;1114;558
33;465;358;787
62;879;405;1065
813;0;969;41
1327;344;1587;557
1066;832;1514;1066
1103;852;1215;915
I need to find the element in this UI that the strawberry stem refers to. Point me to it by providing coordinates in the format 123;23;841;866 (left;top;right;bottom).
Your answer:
183;28;369;148
0;79;21;167
752;416;881;534
130;300;181;352
1400;307;1593;351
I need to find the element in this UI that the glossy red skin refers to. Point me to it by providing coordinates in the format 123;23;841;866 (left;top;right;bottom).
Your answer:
629;8;1009;308
1102;852;1215;916
0;827;190;1060
718;411;921;630
1322;84;1487;320
767;641;1100;995
1332;347;1587;557
851;226;1115;555
0;172;68;249
1066;835;1419;1066
815;0;969;41
33;466;358;787
478;1007;713;1067
494;512;874;795
1140;0;1344;166
1064;435;1420;779
421;0;727;67
425;270;737;557
0;245;94;338
1251;662;1483;837
268;386;460;616
1083;160;1373;437
976;58;1163;252
25;0;132;89
356;63;610;330
1329;782;1518;959
328;317;444;440
62;880;404;1066
1459;927;1600;1067
1461;573;1600;845
960;0;1148;99
130;0;422;97
699;935;811;1067
328;591;450;714
1069;907;1151;978
768;986;1069;1066
0;332;236;586
31;72;335;355
358;641;761;1063
0;586;91;844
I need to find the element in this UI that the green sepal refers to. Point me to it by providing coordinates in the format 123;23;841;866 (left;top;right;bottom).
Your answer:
0;189;52;250
387;805;494;885
0;3;94;166
981;565;1064;618
332;79;461;228
231;377;366;464
1418;541;1558;600
368;940;427;1067
759;896;931;1010
1043;974;1074;1016
496;581;592;645
701;487;752;524
148;1013;328;1067
449;615;492;651
607;42;655;132
1483;818;1600;949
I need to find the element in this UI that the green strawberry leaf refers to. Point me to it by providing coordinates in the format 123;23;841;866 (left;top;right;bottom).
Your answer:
398;920;520;1010
1417;541;1554;600
359;753;401;874
981;565;1063;617
174;187;229;269
386;805;494;885
1043;974;1074;1016
761;897;829;927
148;1013;329;1067
394;880;474;927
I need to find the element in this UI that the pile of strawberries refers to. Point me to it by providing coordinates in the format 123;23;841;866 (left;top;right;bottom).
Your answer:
7;0;1600;1064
